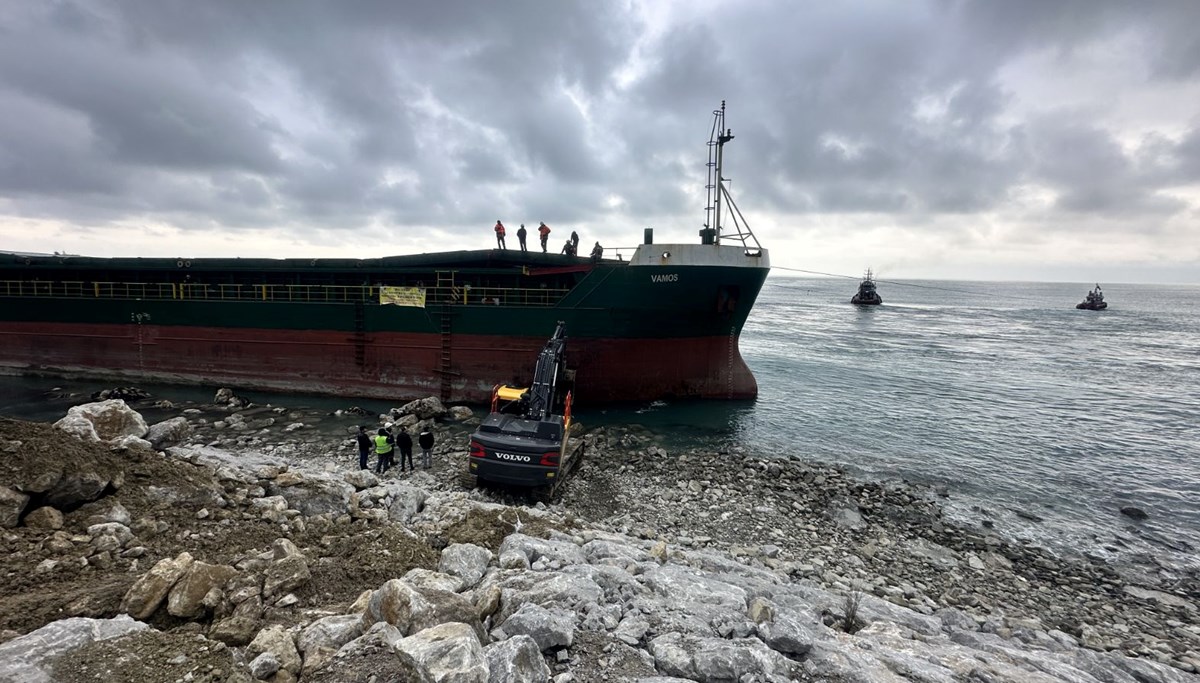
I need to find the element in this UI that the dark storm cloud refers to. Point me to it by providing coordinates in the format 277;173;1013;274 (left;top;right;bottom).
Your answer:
1021;114;1183;216
0;0;642;232
953;0;1200;81
1157;125;1200;183
666;1;1029;217
0;8;281;176
0;90;118;194
0;0;1198;252
669;0;1200;227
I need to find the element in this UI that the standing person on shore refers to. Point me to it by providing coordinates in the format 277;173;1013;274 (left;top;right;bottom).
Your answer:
538;222;551;252
517;224;528;252
396;426;414;473
418;427;434;469
494;220;507;249
355;425;372;470
374;426;395;474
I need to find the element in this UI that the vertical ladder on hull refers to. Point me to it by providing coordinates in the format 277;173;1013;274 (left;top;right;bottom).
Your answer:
439;305;453;401
353;301;366;368
435;270;455;401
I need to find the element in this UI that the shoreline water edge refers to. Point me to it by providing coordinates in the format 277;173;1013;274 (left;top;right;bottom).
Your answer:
0;390;1197;682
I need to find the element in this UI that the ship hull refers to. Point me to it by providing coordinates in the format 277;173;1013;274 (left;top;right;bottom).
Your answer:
0;322;756;402
0;245;768;404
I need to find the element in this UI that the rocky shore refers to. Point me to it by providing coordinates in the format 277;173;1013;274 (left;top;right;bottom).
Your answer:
0;391;1197;682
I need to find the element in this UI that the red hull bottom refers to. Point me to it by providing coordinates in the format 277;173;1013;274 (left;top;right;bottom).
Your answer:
0;323;757;404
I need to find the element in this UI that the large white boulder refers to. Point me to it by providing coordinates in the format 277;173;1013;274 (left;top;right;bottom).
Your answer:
439;543;493;591
396;396;449;421
120;552;195;620
54;399;148;443
483;635;550;683
145;417;193;449
361;579;482;638
0;487;30;528
397;622;488;683
0;616;150;682
248;624;302;676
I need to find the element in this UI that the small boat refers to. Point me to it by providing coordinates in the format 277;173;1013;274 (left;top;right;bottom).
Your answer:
851;269;882;305
1076;284;1107;310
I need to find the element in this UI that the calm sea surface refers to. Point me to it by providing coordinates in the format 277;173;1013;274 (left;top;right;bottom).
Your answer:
621;277;1200;571
2;276;1198;570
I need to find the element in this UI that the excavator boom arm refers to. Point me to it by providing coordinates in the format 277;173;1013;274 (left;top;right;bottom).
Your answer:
523;321;567;421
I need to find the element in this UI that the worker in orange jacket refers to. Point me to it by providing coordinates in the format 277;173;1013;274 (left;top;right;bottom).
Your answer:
538;222;551;252
494;220;507;249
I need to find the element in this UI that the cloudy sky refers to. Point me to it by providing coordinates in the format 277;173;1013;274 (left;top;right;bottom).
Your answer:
1;0;1198;283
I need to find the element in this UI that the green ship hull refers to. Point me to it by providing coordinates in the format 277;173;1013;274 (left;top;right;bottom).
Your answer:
0;245;770;403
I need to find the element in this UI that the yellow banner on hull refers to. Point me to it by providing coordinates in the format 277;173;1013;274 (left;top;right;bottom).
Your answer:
379;286;426;307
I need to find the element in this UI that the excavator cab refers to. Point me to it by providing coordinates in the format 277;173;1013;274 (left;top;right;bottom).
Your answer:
464;322;583;501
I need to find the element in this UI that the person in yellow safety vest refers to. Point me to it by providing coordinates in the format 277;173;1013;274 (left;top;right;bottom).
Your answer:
374;427;395;474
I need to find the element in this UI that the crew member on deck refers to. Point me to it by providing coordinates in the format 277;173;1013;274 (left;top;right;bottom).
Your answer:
538;222;551;252
561;239;575;256
590;241;603;262
517;224;528;252
494;220;507;249
570;230;580;253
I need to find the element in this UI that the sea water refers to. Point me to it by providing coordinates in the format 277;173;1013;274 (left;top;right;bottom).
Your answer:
605;277;1200;572
2;277;1198;571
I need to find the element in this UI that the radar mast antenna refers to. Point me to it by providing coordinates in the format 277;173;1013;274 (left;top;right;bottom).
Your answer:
702;101;761;250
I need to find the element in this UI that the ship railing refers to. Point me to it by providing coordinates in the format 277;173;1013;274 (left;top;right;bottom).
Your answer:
425;286;569;307
581;246;626;262
0;280;570;307
0;280;90;297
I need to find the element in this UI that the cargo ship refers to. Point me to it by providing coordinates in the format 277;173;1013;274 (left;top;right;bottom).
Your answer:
0;104;770;404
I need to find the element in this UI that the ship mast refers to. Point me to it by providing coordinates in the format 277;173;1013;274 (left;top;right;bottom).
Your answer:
702;101;761;250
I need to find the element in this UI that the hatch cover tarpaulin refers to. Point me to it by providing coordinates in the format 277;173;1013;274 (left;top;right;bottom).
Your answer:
379;286;426;307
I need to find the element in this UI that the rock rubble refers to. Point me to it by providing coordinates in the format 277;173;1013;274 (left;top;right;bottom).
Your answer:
0;395;1195;682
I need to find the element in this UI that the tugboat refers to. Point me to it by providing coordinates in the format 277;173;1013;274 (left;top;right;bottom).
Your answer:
1076;284;1107;310
851;269;883;305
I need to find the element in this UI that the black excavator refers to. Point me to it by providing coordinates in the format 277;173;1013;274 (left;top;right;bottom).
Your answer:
463;321;584;501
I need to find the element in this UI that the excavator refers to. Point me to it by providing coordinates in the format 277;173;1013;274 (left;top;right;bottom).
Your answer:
464;321;584;501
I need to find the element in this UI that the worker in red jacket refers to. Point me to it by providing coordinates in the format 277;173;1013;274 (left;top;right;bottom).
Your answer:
494;220;507;249
538;222;551;252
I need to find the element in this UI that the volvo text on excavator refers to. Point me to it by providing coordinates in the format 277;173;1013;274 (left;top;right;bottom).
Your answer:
464;321;584;501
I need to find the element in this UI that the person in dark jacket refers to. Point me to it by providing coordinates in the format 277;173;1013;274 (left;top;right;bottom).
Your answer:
418;428;434;469
396;426;414;472
570;230;580;253
374;427;395;474
517;224;528;252
355;425;372;470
